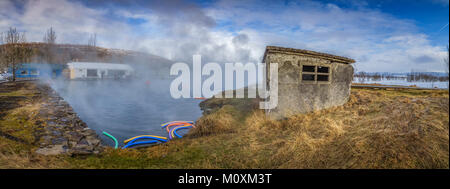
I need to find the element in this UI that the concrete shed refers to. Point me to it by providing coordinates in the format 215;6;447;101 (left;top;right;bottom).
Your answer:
263;46;355;118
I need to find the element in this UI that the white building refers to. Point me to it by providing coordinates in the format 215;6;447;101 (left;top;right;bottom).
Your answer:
66;62;134;79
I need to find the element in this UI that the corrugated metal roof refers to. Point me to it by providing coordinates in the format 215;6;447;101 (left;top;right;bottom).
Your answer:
67;62;134;70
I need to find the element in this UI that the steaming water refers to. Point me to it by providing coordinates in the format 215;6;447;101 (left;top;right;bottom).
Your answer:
49;79;203;147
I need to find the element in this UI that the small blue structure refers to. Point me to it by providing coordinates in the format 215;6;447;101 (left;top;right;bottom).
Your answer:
8;63;65;79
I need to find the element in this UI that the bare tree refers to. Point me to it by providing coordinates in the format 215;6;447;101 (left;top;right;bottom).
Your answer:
43;27;57;44
43;27;57;63
88;33;97;47
0;32;4;72
0;27;33;81
3;27;24;43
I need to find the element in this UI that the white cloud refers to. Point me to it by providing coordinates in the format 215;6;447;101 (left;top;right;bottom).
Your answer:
204;0;447;72
1;0;135;48
0;0;447;72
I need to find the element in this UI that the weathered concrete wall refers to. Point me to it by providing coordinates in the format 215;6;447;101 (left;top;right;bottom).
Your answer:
265;51;354;119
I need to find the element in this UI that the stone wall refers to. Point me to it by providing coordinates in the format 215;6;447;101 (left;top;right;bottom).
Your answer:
264;47;354;119
34;82;104;155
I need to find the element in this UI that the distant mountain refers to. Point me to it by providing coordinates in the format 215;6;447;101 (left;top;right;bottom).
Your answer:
3;42;173;64
0;42;175;78
356;71;448;77
410;72;449;77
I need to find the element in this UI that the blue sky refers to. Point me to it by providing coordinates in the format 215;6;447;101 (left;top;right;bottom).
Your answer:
351;0;448;46
1;0;449;72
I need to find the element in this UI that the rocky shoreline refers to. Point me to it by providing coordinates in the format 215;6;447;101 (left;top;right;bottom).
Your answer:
34;82;104;155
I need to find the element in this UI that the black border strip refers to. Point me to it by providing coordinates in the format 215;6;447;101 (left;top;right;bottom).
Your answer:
1;169;448;187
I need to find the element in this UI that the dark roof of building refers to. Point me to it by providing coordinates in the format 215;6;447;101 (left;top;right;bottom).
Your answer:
263;46;355;64
16;63;66;69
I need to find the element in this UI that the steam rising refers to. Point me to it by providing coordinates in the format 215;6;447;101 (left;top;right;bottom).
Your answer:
47;66;202;145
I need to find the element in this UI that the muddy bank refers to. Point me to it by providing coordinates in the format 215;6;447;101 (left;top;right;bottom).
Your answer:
0;81;104;155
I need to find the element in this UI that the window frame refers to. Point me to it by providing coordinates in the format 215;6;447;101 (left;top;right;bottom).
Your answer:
29;69;40;76
300;63;331;84
86;69;98;77
19;70;28;75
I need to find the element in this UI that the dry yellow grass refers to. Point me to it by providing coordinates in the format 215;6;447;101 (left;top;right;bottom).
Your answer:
186;105;239;138
0;81;65;168
235;89;449;168
1;81;448;168
0;138;70;168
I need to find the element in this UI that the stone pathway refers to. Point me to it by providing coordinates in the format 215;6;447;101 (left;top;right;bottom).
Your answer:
34;83;104;155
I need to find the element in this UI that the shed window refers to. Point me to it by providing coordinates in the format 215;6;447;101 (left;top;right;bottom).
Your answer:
301;65;330;83
302;74;315;81
87;69;98;77
108;70;125;78
317;75;329;81
302;65;315;72
317;66;329;73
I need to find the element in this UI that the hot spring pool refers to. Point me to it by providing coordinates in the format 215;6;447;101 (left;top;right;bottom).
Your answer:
49;79;203;147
